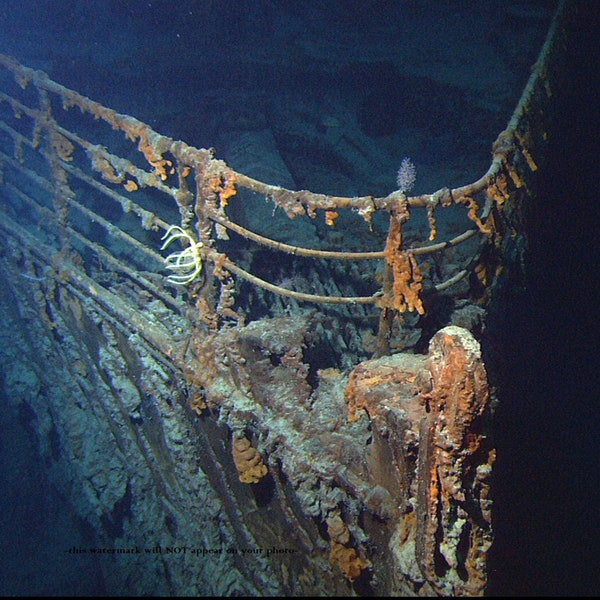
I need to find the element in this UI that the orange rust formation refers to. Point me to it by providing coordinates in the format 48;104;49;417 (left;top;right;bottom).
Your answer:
415;327;495;596
188;392;207;416
344;353;425;424
326;514;370;582
208;170;237;208
456;195;495;235
232;436;268;484
344;326;494;595
378;216;425;315
123;179;138;192
324;210;339;226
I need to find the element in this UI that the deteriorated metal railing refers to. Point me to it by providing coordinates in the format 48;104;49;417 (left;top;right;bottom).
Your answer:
0;0;565;358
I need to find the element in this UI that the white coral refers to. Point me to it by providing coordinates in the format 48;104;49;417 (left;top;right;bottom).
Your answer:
160;225;204;285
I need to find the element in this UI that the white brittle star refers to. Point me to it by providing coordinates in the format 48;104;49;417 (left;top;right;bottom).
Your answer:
160;225;204;285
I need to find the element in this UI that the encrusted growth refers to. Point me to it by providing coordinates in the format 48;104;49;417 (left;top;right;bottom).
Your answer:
232;436;269;484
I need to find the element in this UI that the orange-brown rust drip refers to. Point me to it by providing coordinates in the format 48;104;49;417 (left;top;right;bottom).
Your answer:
197;159;237;212
325;210;339;226
208;170;237;208
194;296;220;331
49;129;74;162
59;86;121;127
506;163;523;188
514;130;539;172
188;392;207;416
326;514;369;581
87;147;123;183
270;187;308;219
52;83;176;182
455;195;494;235
232;436;268;484
486;172;510;207
426;204;437;241
123;179;138;192
378;217;425;315
329;543;369;582
416;326;494;596
134;125;173;181
211;250;230;280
